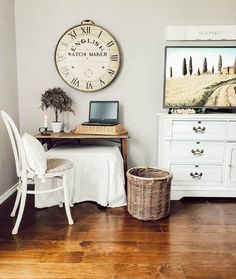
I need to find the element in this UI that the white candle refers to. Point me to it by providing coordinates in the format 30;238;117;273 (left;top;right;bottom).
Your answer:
44;114;48;128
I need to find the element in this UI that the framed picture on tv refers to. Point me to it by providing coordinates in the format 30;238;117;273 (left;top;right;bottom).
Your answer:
163;46;236;109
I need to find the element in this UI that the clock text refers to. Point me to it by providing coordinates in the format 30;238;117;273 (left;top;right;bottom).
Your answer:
68;51;107;57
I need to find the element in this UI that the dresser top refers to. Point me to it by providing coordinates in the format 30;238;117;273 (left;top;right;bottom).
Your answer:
157;112;236;120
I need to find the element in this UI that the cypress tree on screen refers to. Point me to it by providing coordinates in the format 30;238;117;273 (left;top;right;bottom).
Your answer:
218;55;222;73
182;58;187;76
189;56;193;75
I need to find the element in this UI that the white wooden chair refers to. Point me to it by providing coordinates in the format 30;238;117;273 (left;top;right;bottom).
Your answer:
1;111;74;234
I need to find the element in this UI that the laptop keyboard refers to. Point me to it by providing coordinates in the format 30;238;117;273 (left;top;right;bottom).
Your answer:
82;122;116;126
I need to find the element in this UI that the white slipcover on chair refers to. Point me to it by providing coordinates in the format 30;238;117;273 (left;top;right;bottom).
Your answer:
1;111;74;234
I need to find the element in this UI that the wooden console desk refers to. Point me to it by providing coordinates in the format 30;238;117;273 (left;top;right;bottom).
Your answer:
35;132;130;173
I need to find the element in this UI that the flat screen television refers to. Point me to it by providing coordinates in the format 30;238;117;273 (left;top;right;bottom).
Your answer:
163;46;236;109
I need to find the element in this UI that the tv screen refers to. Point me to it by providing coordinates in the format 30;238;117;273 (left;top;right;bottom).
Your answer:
163;46;236;108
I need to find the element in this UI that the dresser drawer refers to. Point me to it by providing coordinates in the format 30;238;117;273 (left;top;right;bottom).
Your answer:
227;122;236;140
170;141;225;164
171;120;226;139
171;164;223;186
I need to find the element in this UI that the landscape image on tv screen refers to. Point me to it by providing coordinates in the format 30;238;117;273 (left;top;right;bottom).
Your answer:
164;46;236;108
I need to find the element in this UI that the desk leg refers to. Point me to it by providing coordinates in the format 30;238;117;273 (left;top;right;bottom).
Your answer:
121;138;128;174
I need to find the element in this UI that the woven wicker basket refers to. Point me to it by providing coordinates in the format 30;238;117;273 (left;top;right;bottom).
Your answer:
127;167;172;220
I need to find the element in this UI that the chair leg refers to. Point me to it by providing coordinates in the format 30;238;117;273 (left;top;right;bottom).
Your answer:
10;187;22;217
59;201;63;208
62;174;74;225
69;184;74;207
12;185;27;235
56;178;63;208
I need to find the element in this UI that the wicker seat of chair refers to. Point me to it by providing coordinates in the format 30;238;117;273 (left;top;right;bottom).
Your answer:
46;158;73;173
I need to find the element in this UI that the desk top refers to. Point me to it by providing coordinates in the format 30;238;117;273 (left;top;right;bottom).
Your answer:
35;132;129;139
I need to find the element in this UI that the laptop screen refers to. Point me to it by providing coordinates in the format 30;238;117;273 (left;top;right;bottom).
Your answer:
89;101;119;124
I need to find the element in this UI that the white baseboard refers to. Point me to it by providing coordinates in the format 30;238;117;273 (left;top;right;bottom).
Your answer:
0;183;18;205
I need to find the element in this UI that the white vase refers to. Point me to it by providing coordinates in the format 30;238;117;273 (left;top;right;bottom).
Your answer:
51;122;63;133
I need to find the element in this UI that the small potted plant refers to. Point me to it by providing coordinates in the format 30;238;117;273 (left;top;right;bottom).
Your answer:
40;87;75;133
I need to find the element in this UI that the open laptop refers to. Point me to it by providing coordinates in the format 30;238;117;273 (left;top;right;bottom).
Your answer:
82;101;119;126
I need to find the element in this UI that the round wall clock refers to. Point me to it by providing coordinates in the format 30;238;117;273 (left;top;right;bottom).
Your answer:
54;20;121;92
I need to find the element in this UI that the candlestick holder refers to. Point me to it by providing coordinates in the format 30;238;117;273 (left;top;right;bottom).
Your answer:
39;127;52;136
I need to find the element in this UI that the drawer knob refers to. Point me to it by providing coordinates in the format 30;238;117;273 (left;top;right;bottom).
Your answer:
193;126;206;133
191;149;204;156
190;172;203;179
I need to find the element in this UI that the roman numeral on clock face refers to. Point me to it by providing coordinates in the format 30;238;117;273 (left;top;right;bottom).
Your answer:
107;69;115;76
60;66;70;77
60;41;69;47
106;41;114;47
99;78;105;86
68;30;77;39
110;55;118;61
71;78;80;88
56;54;65;62
86;82;93;90
98;30;102;38
81;26;91;35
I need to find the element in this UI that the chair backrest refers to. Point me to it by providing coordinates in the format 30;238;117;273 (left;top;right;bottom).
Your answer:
1;111;28;178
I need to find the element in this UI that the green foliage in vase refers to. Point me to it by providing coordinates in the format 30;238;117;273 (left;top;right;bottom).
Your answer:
40;87;75;122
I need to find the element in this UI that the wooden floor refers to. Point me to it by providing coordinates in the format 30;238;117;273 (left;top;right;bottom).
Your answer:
0;195;236;279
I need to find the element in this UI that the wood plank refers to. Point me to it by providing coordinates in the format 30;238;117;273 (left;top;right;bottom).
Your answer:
0;263;114;278
0;240;137;252
2;250;234;265
82;251;236;265
114;263;185;279
182;264;236;279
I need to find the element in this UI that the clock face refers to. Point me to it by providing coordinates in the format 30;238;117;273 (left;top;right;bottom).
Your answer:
55;21;121;92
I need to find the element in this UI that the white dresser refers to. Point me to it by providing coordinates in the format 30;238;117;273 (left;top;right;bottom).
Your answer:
157;113;236;200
